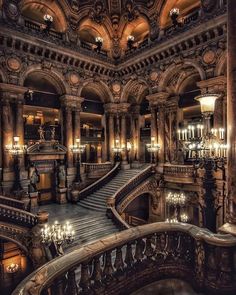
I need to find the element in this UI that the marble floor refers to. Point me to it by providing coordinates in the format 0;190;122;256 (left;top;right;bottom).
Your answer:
131;279;204;295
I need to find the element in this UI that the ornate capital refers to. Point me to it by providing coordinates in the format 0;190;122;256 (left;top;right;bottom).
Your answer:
60;95;84;109
104;102;130;114
197;76;226;96
147;92;169;107
0;83;27;103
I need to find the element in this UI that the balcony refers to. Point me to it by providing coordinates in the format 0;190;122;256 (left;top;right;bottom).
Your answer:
163;164;195;184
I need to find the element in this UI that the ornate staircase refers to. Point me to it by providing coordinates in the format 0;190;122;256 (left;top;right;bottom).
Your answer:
78;168;142;212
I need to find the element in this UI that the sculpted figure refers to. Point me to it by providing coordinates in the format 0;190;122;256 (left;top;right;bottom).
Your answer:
58;165;66;188
38;125;45;141
29;166;39;193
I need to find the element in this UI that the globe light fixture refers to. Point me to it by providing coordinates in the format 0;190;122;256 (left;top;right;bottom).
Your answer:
95;36;103;53
195;93;219;115
70;138;86;183
6;263;19;274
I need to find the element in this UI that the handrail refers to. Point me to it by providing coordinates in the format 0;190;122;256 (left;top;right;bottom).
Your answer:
110;165;153;207
82;162;112;174
12;222;236;295
0;204;38;228
107;165;153;229
0;195;26;210
79;162;121;200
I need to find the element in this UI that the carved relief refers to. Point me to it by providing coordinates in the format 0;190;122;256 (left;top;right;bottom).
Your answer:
6;56;22;72
89;1;106;24
202;49;216;65
201;0;217;13
3;0;20;22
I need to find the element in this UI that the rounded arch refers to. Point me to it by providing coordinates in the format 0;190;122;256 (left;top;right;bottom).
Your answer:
19;65;70;95
215;51;227;76
159;60;205;92
159;0;201;28
177;72;201;95
78;18;112;53
20;0;67;32
121;78;149;103
0;233;28;254
78;80;113;103
120;15;150;51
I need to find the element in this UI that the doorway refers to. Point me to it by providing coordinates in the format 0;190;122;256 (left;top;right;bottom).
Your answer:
37;173;56;204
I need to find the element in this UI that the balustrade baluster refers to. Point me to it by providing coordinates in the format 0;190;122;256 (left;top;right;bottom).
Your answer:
125;243;134;268
52;277;65;295
103;251;114;279
91;256;102;285
134;239;145;263
66;268;78;295
79;263;91;292
114;246;124;272
144;236;154;259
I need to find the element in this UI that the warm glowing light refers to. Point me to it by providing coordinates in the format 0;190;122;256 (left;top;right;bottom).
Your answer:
170;7;180;16
195;94;219;114
44;14;53;23
95;36;103;43
6;263;19;274
127;35;134;41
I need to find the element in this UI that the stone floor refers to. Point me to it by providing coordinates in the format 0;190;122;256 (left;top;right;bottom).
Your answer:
131;279;204;295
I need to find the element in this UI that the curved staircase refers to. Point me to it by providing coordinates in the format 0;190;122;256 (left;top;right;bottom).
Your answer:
78;168;142;212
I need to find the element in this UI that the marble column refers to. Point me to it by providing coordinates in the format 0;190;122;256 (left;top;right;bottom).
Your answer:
102;114;108;162
227;0;236;224
121;113;128;164
74;109;81;141
65;106;73;167
15;98;25;168
158;104;165;164
150;107;158;143
108;114;114;162
1;98;13;169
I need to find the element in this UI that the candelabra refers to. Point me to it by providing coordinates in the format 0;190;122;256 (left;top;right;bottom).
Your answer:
5;136;27;195
146;137;160;164
127;35;135;50
70;138;86;183
95;36;103;53
112;138;124;162
170;7;180;27
43;14;53;34
41;220;75;256
165;191;189;223
177;93;226;232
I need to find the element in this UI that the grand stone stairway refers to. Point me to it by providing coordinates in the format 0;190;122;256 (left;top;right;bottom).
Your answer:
41;168;142;250
78;168;142;212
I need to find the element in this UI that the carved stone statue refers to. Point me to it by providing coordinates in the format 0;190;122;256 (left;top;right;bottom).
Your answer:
29;166;39;193
51;127;55;141
38;125;45;141
58;165;66;188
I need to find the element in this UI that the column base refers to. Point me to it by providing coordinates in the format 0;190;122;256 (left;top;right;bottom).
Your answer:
29;192;39;211
218;223;236;236
121;161;130;170
56;188;68;204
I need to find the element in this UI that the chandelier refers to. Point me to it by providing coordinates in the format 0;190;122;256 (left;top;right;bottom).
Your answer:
70;138;86;154
177;94;227;161
5;136;27;155
165;191;189;223
112;138;124;153
41;220;75;247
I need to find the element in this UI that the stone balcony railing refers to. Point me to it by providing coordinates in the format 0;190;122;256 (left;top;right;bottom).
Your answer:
0;195;26;210
163;164;196;184
12;222;236;295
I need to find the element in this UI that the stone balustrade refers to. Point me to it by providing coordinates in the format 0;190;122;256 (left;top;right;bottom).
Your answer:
163;164;196;183
0;204;38;228
0;195;26;210
82;162;112;174
12;222;236;295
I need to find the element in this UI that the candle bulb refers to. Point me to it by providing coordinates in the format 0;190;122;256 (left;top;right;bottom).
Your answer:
178;129;181;140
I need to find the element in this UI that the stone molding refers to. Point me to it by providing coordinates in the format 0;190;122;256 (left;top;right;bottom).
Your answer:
197;76;227;95
60;95;84;109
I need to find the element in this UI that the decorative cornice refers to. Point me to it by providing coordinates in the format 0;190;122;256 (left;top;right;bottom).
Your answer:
60;95;84;109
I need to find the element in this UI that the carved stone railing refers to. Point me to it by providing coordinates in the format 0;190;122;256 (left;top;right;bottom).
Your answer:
0;195;26;210
0;204;38;228
163;164;195;183
107;165;153;229
82;162;112;174
12;222;236;295
79;162;120;200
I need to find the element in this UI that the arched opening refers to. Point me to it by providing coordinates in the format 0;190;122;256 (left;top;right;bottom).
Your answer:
78;18;111;56
80;83;105;163
160;0;201;29
21;0;67;33
123;193;150;226
121;16;150;54
0;238;32;295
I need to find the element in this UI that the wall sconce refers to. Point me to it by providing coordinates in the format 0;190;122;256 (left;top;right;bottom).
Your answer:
43;14;53;33
170;7;180;27
6;263;19;274
127;35;135;50
95;36;103;53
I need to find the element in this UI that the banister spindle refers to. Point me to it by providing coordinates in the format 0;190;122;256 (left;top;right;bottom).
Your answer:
134;239;145;263
79;262;91;292
91;256;102;285
114;246;124;272
103;250;114;279
144;236;154;259
125;243;134;268
66;268;78;295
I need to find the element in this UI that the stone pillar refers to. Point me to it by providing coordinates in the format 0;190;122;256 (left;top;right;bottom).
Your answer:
108;114;114;162
131;105;141;165
102;114;108;162
150;107;158;143
65;106;73;167
121;113;128;164
15;98;25;168
219;1;236;234
74;109;81;141
147;92;169;167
